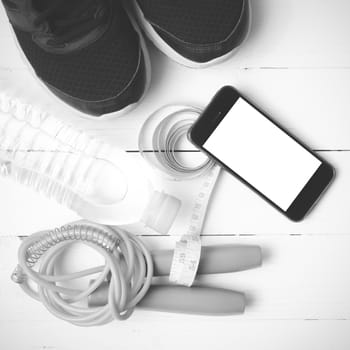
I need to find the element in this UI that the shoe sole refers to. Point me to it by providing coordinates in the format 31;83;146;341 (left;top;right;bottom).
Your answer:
6;12;152;120
129;0;252;69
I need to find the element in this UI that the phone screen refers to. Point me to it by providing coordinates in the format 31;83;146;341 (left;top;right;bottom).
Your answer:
202;98;322;211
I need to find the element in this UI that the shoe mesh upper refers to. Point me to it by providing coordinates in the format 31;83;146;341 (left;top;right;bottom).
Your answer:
136;0;245;44
13;1;144;102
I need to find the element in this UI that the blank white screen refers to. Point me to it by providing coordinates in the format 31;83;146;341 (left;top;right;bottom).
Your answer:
203;98;321;211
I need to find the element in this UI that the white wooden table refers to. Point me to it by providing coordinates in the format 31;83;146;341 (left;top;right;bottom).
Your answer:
1;1;350;349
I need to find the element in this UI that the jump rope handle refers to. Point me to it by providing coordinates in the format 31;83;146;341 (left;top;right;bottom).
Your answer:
152;245;263;276
89;245;261;315
138;285;245;315
89;283;245;315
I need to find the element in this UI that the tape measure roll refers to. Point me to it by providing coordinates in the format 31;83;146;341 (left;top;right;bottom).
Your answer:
139;105;220;286
139;105;214;179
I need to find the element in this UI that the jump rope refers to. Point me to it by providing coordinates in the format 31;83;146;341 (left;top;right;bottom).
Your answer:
12;220;262;326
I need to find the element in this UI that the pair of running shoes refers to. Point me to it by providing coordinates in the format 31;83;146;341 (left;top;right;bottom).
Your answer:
2;0;250;117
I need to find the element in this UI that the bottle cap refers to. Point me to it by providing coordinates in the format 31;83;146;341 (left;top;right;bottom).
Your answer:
141;190;181;234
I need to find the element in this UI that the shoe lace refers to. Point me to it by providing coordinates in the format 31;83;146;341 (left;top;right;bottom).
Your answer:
33;0;108;45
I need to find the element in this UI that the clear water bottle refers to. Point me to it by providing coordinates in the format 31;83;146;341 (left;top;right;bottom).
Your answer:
0;80;180;233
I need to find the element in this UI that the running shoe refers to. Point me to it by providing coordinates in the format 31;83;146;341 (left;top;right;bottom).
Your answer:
130;0;251;68
1;0;150;117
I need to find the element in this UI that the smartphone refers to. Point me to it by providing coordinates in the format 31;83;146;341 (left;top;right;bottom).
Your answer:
189;86;335;221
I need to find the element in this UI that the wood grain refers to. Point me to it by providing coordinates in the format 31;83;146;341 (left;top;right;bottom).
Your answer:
2;235;350;321
1;0;350;348
0;152;347;237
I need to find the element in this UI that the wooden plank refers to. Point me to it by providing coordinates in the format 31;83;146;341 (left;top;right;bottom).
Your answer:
203;151;350;235
0;320;349;350
0;151;348;237
2;233;350;349
2;0;350;69
90;65;350;151
2;65;350;151
2;234;350;321
1;0;350;151
234;0;350;67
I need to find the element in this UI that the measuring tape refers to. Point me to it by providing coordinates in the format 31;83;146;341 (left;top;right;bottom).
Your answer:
139;105;220;286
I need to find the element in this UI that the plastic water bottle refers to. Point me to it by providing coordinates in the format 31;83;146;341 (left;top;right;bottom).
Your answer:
0;81;180;233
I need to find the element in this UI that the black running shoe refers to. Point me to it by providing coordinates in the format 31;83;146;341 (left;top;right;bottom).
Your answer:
1;0;150;117
130;0;251;68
